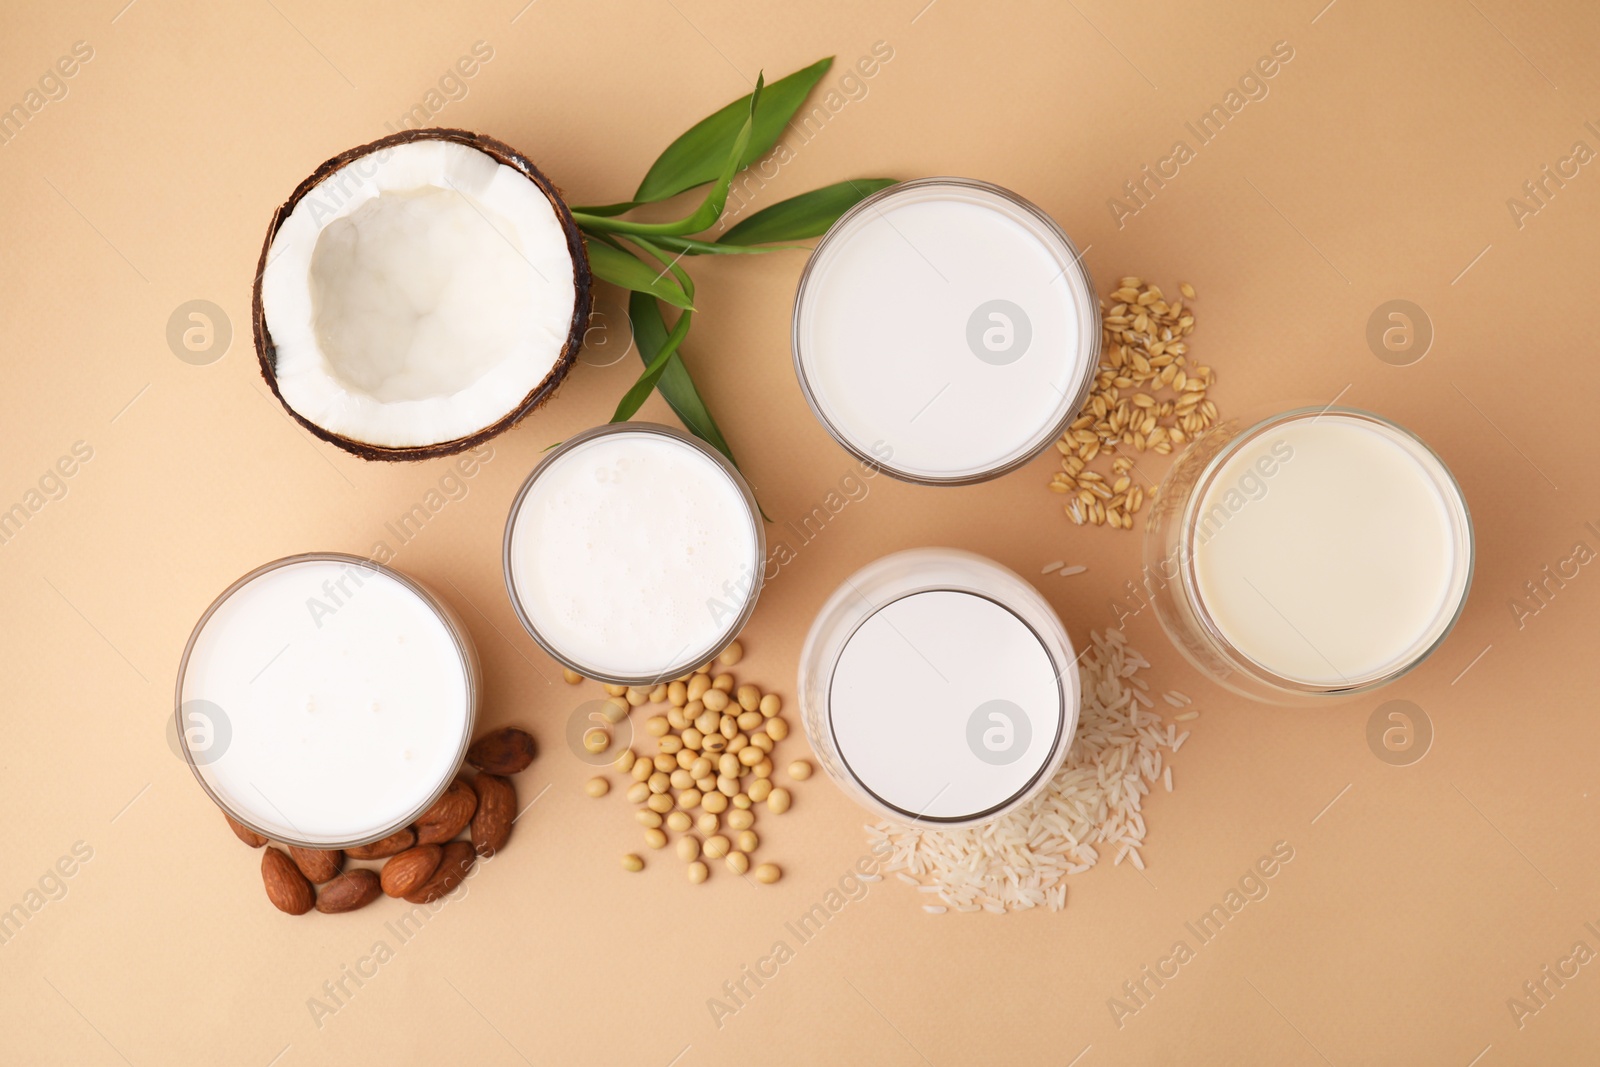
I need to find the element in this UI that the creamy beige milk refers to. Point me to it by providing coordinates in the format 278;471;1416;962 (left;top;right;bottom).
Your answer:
1191;413;1471;686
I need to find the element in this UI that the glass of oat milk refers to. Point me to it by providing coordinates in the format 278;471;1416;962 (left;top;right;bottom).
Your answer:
798;549;1080;826
1144;407;1474;702
791;178;1100;485
504;423;765;685
175;554;479;848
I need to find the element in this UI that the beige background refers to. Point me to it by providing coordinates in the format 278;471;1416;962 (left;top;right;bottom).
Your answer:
3;0;1598;1063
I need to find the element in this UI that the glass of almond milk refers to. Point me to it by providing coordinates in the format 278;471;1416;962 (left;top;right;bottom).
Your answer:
791;178;1100;485
503;423;765;685
1144;407;1474;702
798;548;1080;826
175;554;479;848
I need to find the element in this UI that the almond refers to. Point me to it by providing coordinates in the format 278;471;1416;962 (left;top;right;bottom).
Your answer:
288;846;344;884
403;840;476;904
226;813;268;848
261;847;315;915
470;774;516;857
380;845;442;898
346;827;416;860
466;727;537;775
315;869;382;914
413;776;477;845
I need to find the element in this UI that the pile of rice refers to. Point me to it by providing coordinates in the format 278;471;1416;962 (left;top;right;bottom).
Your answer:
868;629;1192;914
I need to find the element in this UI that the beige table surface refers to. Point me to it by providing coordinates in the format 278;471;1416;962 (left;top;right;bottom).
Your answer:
4;0;1599;1063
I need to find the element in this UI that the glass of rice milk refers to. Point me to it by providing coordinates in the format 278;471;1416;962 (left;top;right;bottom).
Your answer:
1144;407;1474;703
175;554;480;849
503;423;765;686
797;549;1080;827
791;178;1100;485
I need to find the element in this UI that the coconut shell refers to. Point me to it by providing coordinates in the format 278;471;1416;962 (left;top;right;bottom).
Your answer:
251;127;593;462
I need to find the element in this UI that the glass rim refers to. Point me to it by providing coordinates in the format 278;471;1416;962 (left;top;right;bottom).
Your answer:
790;176;1101;487
1176;406;1476;697
173;552;480;850
800;547;1081;829
501;421;767;686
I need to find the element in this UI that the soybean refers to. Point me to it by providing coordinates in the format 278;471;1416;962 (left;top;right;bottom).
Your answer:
703;835;732;860
645;716;670;737
787;760;813;781
622;853;644;872
737;685;761;712
759;693;782;718
753;863;782;884
676;836;700;862
563;669;584;685
736;830;758;854
725;852;750;876
647;793;674;814
643;828;667;849
767;787;791;814
687;861;709;884
666;811;691;832
585;777;610;798
636;809;663;828
626;782;650;804
718;640;743;666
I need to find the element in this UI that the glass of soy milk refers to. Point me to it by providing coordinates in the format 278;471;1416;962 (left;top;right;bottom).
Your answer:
791;178;1100;485
175;554;479;848
798;549;1080;827
1144;407;1474;702
503;423;765;685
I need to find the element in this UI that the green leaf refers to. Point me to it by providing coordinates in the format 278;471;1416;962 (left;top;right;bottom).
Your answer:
611;304;692;423
719;179;897;245
626;291;737;465
572;74;765;240
633;57;833;205
585;238;695;309
645;233;807;256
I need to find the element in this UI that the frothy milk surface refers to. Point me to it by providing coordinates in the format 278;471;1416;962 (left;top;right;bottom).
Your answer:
1191;414;1470;686
830;590;1063;820
181;559;470;844
508;431;758;677
795;182;1092;480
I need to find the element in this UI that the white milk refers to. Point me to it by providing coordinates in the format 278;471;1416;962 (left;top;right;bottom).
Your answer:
793;178;1097;484
1191;413;1472;687
180;558;472;845
506;427;760;680
799;549;1078;826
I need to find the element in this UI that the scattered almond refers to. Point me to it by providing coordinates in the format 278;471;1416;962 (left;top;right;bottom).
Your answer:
314;869;382;914
287;846;343;885
380;845;442;899
346;827;416;860
466;727;538;775
404;840;476;904
470;773;516;857
413;776;478;845
226;814;268;849
261;847;315;915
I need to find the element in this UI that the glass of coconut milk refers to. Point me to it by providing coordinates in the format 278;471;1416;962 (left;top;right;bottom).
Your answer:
503;423;765;685
791;178;1100;485
175;554;479;848
1144;407;1474;702
798;549;1080;827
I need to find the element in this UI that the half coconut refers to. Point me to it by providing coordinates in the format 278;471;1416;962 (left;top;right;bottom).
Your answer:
253;129;591;460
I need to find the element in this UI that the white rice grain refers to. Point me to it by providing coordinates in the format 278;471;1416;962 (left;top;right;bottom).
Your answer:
870;631;1192;914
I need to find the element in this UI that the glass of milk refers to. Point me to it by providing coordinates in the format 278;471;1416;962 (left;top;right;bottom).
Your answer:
175;554;479;848
798;549;1080;827
1144;407;1474;702
791;178;1100;485
503;423;765;685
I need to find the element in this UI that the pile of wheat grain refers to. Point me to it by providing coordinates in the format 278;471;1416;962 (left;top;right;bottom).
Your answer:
868;629;1193;914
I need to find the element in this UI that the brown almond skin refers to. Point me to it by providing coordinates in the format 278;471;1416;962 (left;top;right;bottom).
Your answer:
470;774;516;857
466;727;537;775
413;776;477;845
226;814;269;848
404;840;476;904
380;845;442;898
346;827;416;860
288;846;344;884
315;869;382;914
262;847;315;915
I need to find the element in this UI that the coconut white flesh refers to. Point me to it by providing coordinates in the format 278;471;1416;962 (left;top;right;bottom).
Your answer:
259;139;576;449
